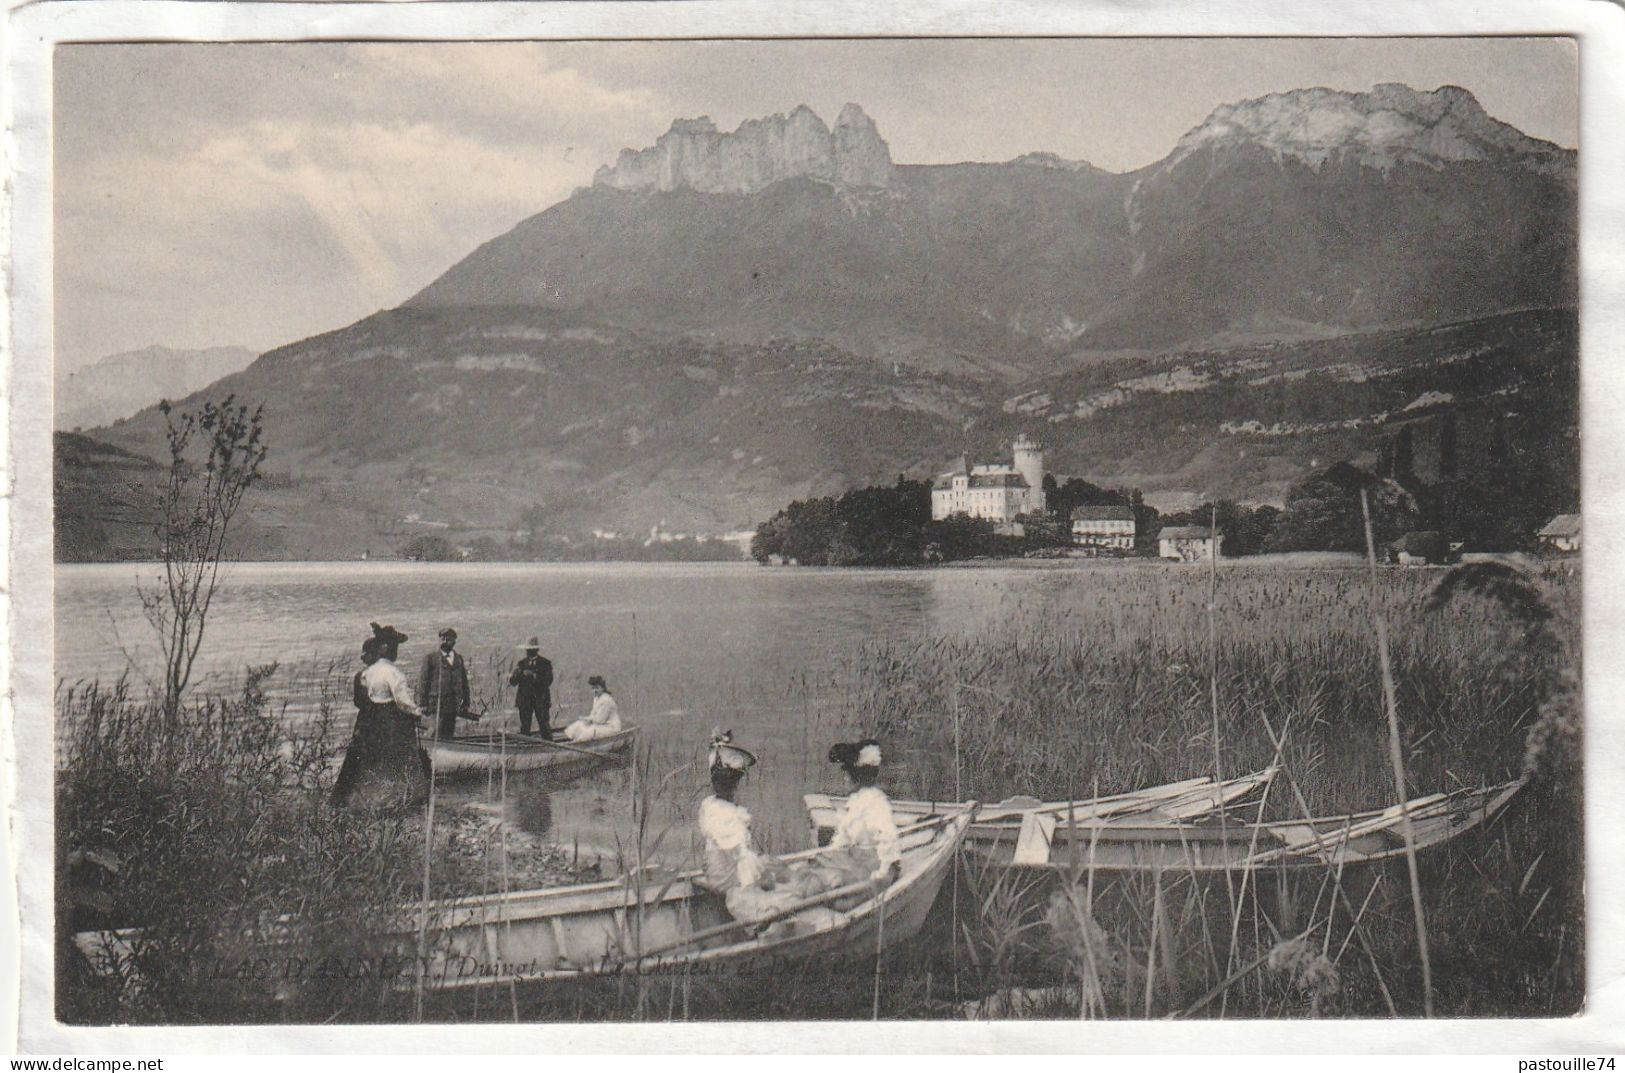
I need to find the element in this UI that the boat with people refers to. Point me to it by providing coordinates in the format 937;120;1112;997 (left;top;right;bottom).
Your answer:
424;726;639;776
805;767;1277;864
953;780;1522;872
411;803;974;988
72;805;976;993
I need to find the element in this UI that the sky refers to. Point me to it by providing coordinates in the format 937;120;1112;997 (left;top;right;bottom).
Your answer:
53;37;1577;371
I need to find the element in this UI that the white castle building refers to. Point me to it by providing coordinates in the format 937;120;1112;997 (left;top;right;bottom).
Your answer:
931;435;1046;525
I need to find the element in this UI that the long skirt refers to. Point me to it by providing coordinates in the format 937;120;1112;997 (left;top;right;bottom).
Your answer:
713;860;834;936
562;719;620;742
332;702;428;806
800;846;892;911
724;883;809;924
813;845;882;887
721;861;851;937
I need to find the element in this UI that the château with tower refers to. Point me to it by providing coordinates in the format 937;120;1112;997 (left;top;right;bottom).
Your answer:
930;434;1047;527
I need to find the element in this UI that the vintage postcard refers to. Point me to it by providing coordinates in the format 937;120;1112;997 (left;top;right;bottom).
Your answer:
8;0;1625;1055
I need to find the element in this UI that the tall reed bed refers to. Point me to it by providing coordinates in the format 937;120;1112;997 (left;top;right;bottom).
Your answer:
834;561;1580;1018
57;667;452;1024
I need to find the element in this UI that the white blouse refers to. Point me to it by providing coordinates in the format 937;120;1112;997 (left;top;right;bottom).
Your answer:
828;785;901;873
586;692;622;729
697;795;763;892
361;659;421;716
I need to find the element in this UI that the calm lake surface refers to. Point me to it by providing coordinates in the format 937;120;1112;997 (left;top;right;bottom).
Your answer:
54;560;1100;865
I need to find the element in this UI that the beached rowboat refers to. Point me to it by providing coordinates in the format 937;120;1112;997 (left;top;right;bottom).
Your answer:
965;781;1521;872
74;805;976;992
426;727;638;776
407;804;974;988
805;768;1276;866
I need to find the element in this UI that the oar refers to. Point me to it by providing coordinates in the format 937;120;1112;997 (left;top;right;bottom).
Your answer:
624;876;881;968
502;729;625;761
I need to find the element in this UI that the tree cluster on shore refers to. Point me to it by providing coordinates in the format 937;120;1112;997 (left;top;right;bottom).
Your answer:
750;478;964;566
753;452;1570;567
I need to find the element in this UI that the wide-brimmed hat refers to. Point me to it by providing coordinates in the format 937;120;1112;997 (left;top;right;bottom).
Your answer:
708;728;757;773
438;627;458;641
370;622;409;646
587;675;608;689
517;635;542;650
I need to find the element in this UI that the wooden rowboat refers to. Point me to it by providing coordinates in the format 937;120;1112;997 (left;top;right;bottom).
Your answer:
406;804;975;988
426;727;638;776
806;768;1276;866
74;806;976;993
974;781;1522;873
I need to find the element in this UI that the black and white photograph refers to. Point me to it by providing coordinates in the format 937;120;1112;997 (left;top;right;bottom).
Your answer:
14;9;1617;1045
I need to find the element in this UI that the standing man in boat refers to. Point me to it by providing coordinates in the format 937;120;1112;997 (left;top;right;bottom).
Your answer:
509;635;554;738
418;626;473;739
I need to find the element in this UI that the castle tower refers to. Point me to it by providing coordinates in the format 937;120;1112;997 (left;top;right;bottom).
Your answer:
1012;434;1045;513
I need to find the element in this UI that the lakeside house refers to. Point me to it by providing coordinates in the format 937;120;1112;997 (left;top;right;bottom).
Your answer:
1071;504;1137;552
1537;513;1581;553
1158;525;1222;562
930;435;1046;532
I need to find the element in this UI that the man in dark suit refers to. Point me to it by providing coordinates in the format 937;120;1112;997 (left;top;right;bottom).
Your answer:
418;626;472;739
509;635;554;737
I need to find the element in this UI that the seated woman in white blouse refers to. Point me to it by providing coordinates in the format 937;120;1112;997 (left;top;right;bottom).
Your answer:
815;739;902;889
562;675;623;741
696;730;823;924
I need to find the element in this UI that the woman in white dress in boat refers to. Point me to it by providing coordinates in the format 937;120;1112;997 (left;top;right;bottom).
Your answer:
562;674;623;742
696;730;827;930
817;739;902;888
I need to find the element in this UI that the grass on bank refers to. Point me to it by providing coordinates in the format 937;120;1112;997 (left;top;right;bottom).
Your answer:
56;560;1581;1021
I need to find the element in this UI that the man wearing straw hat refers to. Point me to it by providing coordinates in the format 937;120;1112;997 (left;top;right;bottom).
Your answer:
508;635;554;738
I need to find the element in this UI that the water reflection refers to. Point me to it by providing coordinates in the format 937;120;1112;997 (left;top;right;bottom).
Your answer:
503;782;552;839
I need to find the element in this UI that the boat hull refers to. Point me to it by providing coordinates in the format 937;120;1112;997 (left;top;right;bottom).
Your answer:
968;782;1522;873
806;768;1276;859
71;809;975;999
407;807;974;988
427;727;637;776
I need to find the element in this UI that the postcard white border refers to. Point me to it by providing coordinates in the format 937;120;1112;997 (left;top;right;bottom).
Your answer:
7;0;1625;1054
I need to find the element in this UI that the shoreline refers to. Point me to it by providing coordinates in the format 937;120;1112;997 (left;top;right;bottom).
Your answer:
58;550;1561;571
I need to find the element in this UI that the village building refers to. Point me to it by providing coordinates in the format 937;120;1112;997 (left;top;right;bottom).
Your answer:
1070;504;1137;552
1538;513;1581;553
644;521;689;545
1158;525;1223;562
931;435;1046;529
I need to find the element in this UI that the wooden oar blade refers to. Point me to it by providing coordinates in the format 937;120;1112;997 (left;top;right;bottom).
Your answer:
1011;810;1057;867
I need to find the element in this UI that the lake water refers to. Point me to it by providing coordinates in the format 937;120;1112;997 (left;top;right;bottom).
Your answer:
54;560;1097;865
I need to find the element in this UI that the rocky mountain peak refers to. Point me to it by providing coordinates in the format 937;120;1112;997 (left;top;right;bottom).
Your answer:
593;103;895;194
1008;151;1104;174
1164;82;1571;175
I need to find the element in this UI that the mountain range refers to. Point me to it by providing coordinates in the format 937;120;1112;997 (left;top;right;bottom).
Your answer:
56;345;258;431
71;83;1578;560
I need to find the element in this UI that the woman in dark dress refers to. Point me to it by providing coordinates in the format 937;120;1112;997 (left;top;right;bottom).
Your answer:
332;624;428;806
330;636;380;806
